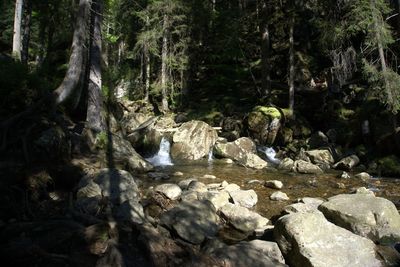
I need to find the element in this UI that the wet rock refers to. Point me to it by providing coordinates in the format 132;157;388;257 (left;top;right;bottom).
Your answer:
160;200;219;244
198;191;230;210
319;194;400;243
293;160;323;174
212;240;287;267
229;189;258;208
219;203;269;232
214;137;271;169
265;180;283;189
270;191;289;201
115;199;145;224
307;131;329;149
278;158;294;171
171;120;218;160
274;211;383;267
355;172;371;181
340;171;351;179
155;184;182;200
333;155;360;171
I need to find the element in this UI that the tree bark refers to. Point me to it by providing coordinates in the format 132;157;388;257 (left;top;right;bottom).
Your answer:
86;0;105;132
260;0;271;97
161;13;170;113
288;18;295;117
21;0;31;64
12;0;24;60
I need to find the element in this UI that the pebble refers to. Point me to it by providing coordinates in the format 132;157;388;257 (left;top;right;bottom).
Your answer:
265;180;284;189
203;174;217;179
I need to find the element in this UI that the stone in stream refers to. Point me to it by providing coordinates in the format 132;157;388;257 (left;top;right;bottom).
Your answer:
171;120;218;160
270;191;289;201
333;154;360;170
223;183;241;192
229;189;258;208
265;180;283;189
177;178;198;190
354;186;375;196
274;211;383;267
355;172;371;181
198;191;230;210
187;181;208;193
278;158;294;171
305;149;335;166
160;200;219;244
293;160;323;174
319;193;400;243
202;174;217;179
154;183;182;200
219;203;269;233
173;171;184;176
211;240;287;267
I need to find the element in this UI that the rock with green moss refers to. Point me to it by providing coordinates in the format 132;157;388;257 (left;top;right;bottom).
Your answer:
246;106;282;146
378;155;400;177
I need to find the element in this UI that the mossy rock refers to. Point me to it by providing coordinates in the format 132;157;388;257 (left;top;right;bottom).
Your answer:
253;106;281;119
378;155;400;177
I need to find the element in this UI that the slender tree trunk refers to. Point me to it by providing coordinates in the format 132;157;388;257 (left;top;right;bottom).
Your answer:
87;0;105;132
260;0;271;97
145;51;150;102
161;13;170;113
288;18;295;116
21;0;31;64
12;0;24;60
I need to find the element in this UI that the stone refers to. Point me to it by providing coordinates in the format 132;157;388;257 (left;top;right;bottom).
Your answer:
319;193;400;243
278;158;294;171
202;174;217;179
178;178;198;190
274;211;383;267
229;189;258;208
355;187;375;196
173;171;184;176
305;149;334;166
221;180;229;188
293;160;323;174
265;180;283;189
223;183;241;192
155;184;182;200
355;172;371;181
340;171;351;179
148;172;169;181
171;120;218;160
298;197;324;206
283;203;322;214
247;179;264;185
180;191;199;202
221;158;234;164
198;191;230;210
270;191;289;201
219;203;269;232
336;182;346;189
187;181;208;193
246;106;282;146
77;180;102;199
214;137;271;169
115;199;145;224
212;240;287;267
333;155;360;171
160;200;219;244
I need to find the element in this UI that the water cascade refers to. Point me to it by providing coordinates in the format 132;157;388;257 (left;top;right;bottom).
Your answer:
146;137;173;166
259;146;281;165
208;149;213;162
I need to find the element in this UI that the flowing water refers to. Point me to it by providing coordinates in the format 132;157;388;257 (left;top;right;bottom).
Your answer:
145;137;173;167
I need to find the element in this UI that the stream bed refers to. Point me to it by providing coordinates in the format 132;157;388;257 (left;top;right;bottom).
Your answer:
139;159;400;220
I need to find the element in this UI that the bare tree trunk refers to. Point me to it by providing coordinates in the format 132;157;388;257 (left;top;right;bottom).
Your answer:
161;13;170;113
260;0;271;97
145;51;150;102
288;18;295;117
12;0;24;60
86;0;105;132
21;0;31;64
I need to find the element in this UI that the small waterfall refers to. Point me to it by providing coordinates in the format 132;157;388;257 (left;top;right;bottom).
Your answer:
208;149;213;162
146;137;173;166
259;146;281;165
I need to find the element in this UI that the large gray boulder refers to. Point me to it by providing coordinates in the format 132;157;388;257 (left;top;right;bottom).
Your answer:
219;203;269;232
319;194;400;243
212;240;287;267
274;211;383;267
333;155;360;170
214;137;271;169
229;189;258;208
293;160;323;174
171;120;218;160
246;106;282;146
305;149;334;166
160;200;219;244
154;183;182;200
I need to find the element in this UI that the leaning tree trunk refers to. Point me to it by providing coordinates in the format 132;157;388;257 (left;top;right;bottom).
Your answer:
86;0;105;132
288;18;295;117
21;0;31;64
161;13;170;113
12;0;24;60
260;0;271;97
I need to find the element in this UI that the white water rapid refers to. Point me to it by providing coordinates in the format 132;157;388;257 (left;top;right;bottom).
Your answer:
146;137;173;166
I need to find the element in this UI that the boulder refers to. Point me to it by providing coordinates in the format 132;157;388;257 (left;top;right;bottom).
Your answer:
246;106;282;146
223;183;241;192
160;200;219;244
283;203;321;214
270;191;290;201
333;155;360;171
115;199;145;224
278;158;294;171
293;160;323;174
187;181;208;193
178;178;198;190
171;120;218;160
265;180;284;189
355;172;371;181
274;211;383;267
219;203;269;232
305;149;334;166
229;189;258;208
198;191;230;210
212;240;287;267
319;194;400;243
155;184;182;200
214;137;270;169
307;131;329;149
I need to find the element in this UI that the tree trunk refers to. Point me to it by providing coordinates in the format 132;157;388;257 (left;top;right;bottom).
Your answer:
86;0;105;132
21;0;31;64
145;51;150;102
161;13;170;113
12;0;24;60
260;0;271;97
288;18;295;117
